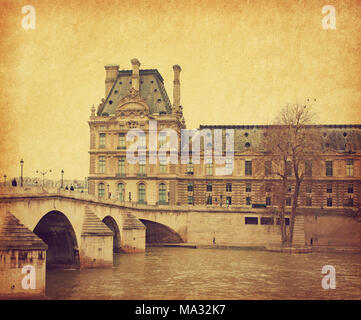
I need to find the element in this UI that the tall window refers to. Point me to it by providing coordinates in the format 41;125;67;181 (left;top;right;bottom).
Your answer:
226;183;232;192
159;157;167;173
139;133;146;149
99;133;106;148
226;196;232;206
306;197;312;207
246;183;252;192
98;183;105;198
187;182;194;192
326;161;333;176
286;161;292;176
266;197;271;206
246;197;252;205
305;160;312;177
159;183;167;204
98;156;105;173
245;160;252;176
206;195;212;205
225;158;233;174
118;156;125;175
205;159;213;175
286;197;291;206
187;195;194;205
206;183;212;192
327;197;333;207
326;184;332;193
159;131;166;147
117;183;124;201
139;159;146;175
347;184;354;194
265;160;272;176
118;134;126;149
138;183;146;204
187;160;194;174
306;184;312;193
346;159;354;177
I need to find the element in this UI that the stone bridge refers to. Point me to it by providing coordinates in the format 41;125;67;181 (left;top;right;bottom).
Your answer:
0;186;294;270
0;187;186;269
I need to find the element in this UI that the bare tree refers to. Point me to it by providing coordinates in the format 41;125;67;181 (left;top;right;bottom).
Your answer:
263;104;320;246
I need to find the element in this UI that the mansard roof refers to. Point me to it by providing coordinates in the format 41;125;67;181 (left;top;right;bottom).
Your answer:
98;69;172;116
198;124;361;153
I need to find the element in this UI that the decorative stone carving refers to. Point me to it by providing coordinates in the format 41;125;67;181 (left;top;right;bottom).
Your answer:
127;121;139;129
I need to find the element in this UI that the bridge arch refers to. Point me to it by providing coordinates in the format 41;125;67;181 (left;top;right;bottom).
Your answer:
33;210;80;269
139;219;184;244
102;216;122;252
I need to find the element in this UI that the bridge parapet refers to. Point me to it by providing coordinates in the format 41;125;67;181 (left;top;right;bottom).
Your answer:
0;186;277;214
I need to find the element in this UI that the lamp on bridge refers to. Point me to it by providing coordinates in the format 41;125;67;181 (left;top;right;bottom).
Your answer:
3;174;6;187
20;159;24;187
36;169;52;187
61;169;64;188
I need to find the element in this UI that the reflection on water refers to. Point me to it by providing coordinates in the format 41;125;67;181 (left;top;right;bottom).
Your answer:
46;247;361;299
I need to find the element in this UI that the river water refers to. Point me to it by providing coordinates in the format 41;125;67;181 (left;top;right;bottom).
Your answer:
46;247;361;300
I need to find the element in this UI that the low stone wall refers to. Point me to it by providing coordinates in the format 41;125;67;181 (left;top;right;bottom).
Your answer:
186;211;282;247
304;214;361;247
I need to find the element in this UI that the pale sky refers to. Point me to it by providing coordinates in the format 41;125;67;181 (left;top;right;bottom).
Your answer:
0;0;360;180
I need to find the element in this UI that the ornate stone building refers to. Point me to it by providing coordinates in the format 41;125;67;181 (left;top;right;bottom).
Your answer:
88;59;361;211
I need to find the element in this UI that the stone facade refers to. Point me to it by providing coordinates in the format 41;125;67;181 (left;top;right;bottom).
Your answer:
88;59;361;215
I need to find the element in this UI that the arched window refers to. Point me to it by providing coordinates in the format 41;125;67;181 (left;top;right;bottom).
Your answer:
159;183;167;204
138;183;146;204
98;183;105;198
117;183;124;201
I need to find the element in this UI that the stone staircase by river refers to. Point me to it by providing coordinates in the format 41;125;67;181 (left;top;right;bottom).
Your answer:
292;215;306;247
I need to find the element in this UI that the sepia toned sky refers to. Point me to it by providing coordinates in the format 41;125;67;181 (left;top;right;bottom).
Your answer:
0;0;360;180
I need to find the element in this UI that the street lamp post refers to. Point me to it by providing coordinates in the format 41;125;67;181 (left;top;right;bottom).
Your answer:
61;170;64;188
20;159;24;187
36;170;52;187
3;174;6;187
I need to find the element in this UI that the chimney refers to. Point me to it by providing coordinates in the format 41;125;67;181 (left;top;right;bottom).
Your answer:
131;58;141;91
172;64;181;109
104;64;119;97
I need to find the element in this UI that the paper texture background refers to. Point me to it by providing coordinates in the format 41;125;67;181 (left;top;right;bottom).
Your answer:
0;0;360;180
